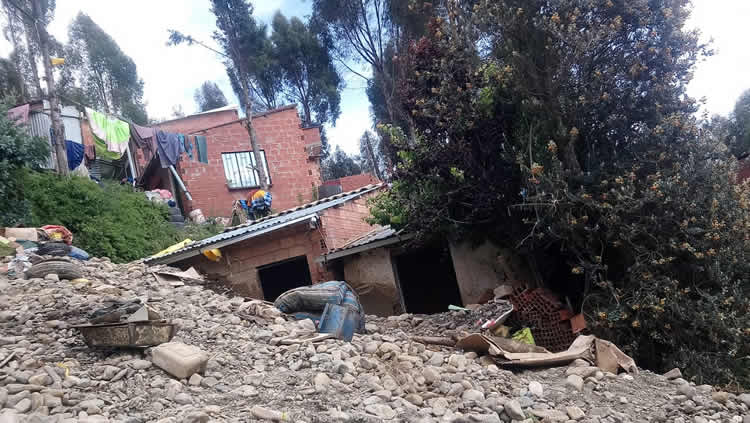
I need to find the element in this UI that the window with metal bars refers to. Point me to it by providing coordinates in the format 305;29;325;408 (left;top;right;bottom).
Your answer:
220;151;271;189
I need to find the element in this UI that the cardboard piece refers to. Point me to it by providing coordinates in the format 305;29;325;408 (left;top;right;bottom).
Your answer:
4;228;38;242
152;267;203;287
457;333;638;374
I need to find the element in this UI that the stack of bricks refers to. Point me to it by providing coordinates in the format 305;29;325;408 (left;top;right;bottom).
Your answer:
506;287;577;352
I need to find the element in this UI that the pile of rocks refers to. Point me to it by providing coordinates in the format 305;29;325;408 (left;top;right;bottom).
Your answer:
0;256;748;422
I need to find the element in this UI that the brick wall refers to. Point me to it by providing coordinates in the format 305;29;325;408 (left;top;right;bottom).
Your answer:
150;106;322;217
183;222;334;299
338;173;380;191
319;194;381;250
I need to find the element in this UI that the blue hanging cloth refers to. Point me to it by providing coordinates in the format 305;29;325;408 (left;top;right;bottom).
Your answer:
65;140;84;170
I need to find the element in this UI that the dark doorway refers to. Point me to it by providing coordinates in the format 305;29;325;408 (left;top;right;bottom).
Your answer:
394;245;463;314
258;256;313;301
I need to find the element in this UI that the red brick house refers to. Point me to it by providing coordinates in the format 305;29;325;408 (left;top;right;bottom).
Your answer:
138;105;324;217
145;184;384;301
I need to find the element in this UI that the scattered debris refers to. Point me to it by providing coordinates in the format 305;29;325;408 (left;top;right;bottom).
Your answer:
24;258;83;280
74;319;176;348
151;266;203;287
273;281;366;340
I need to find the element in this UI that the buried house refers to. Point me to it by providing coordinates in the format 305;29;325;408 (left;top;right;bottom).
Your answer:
144;184;385;300
146;182;536;319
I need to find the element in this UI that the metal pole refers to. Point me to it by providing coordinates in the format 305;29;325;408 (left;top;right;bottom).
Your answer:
169;165;193;201
125;143;136;185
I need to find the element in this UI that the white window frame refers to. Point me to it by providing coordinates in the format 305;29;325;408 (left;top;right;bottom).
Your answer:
221;150;271;189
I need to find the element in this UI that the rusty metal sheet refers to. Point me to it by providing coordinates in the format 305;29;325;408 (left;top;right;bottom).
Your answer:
74;320;175;348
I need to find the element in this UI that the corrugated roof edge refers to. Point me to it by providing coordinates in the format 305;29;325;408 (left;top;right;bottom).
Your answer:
222;183;386;233
144;183;386;265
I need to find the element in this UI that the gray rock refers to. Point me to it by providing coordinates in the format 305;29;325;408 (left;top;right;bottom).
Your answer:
27;374;51;386
468;413;502;423
505;400;525;421
678;384;696;399
101;365;120;380
663;368;682;380
363;341;379;354
0;411;20;423
365;403;397;419
183;412;209;423
405;393;424;406
200;376;219;388
44;273;59;282
738;393;750;407
528;381;543;397
711;391;729;404
314;373;331;391
565;366;598;378
693;417;708;423
13;398;31;413
423;367;440;384
427;352;445;366
462;389;485;402
130;359;152;370
566;406;585;420
188;373;203;386
174;393;192;405
566;375;584;392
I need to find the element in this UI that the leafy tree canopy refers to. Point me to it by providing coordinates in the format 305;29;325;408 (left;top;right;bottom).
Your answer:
271;12;342;126
194;81;228;112
322;144;362;180
367;0;749;386
64;13;147;124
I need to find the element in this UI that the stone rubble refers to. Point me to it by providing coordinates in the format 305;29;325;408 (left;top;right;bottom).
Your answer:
0;256;746;422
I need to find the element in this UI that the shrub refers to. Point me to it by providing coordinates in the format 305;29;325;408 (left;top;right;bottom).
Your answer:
0;103;50;226
23;171;182;263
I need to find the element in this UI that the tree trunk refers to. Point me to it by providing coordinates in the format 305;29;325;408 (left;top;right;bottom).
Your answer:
31;0;67;174
363;132;383;181
22;24;42;98
238;76;268;190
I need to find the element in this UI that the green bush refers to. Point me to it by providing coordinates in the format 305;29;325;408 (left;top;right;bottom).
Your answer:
0;103;50;226
23;171;183;263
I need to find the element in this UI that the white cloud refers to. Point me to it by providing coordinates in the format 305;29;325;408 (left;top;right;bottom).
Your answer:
687;0;750;117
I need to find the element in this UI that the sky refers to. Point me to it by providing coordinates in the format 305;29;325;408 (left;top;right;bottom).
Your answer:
0;0;748;155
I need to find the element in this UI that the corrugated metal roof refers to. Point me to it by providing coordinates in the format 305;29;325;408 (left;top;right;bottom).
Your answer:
145;183;385;265
336;227;397;251
316;225;413;263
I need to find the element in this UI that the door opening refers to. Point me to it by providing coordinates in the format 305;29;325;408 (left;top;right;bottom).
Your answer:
258;255;313;301
394;244;463;314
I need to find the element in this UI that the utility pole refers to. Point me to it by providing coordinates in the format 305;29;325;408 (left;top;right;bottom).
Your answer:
30;0;67;174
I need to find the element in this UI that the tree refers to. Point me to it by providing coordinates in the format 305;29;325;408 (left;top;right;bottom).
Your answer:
0;101;50;225
169;0;268;190
0;58;25;100
369;0;748;386
194;81;228;112
358;130;384;180
66;13;148;124
170;104;185;119
271;12;342;126
729;89;750;158
322;145;361;180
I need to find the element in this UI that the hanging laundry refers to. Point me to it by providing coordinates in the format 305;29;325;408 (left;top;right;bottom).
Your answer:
155;130;181;168
129;122;155;153
251;190;272;216
195;135;208;163
65;140;84;170
183;135;194;160
177;134;187;156
85;108;130;158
